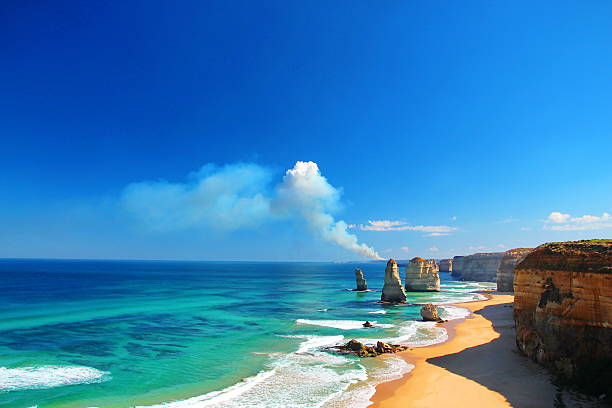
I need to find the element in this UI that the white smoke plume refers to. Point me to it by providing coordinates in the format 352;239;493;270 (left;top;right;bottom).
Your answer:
122;161;382;260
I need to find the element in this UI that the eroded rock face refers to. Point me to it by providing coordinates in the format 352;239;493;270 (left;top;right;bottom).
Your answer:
438;259;453;273
452;252;505;282
355;268;368;291
420;303;443;322
496;248;533;292
331;339;409;357
451;255;465;278
381;259;407;303
514;240;612;395
405;257;441;292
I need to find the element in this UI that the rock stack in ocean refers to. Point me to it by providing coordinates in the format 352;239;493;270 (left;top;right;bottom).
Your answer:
514;240;612;397
380;259;406;303
438;258;453;273
451;252;505;282
404;257;441;292
420;303;443;322
496;248;533;292
354;268;368;291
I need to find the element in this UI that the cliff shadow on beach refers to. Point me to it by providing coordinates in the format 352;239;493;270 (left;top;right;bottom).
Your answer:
427;304;605;408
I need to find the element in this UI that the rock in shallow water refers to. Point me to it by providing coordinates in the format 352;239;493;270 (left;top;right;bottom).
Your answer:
420;303;443;322
331;339;408;357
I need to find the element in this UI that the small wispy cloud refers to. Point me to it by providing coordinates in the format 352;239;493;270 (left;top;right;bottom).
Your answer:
424;232;449;237
355;220;457;233
450;216;457;221
544;211;612;231
469;245;487;251
497;243;507;249
520;227;531;231
400;246;410;252
428;247;439;252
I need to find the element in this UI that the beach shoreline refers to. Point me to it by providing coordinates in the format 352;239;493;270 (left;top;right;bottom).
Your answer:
369;292;562;408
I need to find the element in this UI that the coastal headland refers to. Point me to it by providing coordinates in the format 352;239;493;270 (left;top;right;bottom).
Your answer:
370;294;564;408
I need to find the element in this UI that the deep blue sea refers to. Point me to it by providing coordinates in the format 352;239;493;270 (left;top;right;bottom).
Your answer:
0;259;494;408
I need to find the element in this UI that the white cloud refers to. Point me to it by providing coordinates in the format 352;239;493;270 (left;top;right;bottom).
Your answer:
544;211;612;231
497;243;507;249
358;220;457;233
425;232;449;237
520;227;531;231
428;247;439;252
547;212;571;223
450;216;458;221
400;246;410;252
123;161;383;259
469;245;487;251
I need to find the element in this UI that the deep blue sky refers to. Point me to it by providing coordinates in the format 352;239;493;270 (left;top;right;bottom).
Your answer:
1;1;611;261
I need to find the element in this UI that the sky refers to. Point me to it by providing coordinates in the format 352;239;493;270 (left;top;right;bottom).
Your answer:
1;1;611;261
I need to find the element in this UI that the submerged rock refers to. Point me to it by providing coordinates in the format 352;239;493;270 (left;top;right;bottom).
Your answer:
405;257;441;292
380;259;407;303
331;339;408;357
514;240;612;398
362;321;373;328
420;303;443;322
355;268;368;291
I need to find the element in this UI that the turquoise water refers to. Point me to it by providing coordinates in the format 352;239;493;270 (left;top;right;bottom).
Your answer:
0;259;494;408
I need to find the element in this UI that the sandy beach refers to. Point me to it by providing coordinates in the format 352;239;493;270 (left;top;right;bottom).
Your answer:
370;293;562;408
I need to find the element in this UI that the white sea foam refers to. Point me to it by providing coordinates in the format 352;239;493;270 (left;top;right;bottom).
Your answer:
137;334;367;408
296;319;394;330
368;310;386;314
0;365;109;392
438;305;470;320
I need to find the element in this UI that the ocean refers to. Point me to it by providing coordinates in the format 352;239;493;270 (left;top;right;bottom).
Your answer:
0;259;495;408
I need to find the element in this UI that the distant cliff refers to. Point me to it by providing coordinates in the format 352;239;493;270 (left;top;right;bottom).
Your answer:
405;257;440;292
452;252;505;282
438;258;452;273
496;248;533;292
514;240;612;397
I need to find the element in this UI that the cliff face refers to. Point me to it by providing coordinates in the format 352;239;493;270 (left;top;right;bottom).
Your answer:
381;259;406;303
438;258;452;273
514;240;612;395
405;257;441;292
451;256;465;278
354;268;368;291
452;252;505;282
496;248;533;292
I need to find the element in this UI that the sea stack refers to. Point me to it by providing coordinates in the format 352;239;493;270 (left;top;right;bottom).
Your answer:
405;257;441;292
354;268;368;291
514;240;612;396
380;259;407;303
438;258;453;273
496;248;533;292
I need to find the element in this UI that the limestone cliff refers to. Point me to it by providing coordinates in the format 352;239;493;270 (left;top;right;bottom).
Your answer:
438;258;453;273
451;255;465;278
451;252;505;282
354;268;368;291
514;240;612;396
380;259;406;303
496;248;533;292
405;257;441;292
